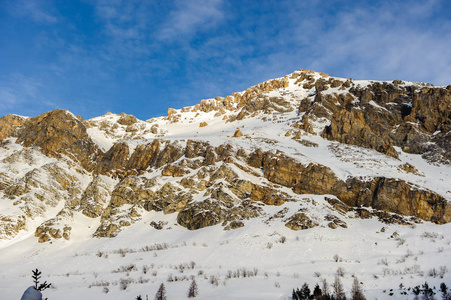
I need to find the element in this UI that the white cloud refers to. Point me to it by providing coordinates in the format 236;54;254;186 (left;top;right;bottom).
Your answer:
6;0;58;24
0;74;43;115
158;0;224;41
289;1;451;85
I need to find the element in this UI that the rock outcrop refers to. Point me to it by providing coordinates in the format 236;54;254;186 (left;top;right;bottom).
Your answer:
0;114;27;139
0;69;449;243
297;82;451;164
15;109;102;171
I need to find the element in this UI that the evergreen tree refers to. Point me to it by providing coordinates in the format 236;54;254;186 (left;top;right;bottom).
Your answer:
32;269;51;291
155;283;167;300
413;286;421;300
188;278;198;298
292;288;299;300
300;283;311;299
313;283;323;298
332;276;346;300
294;287;303;299
440;283;451;300
422;282;435;300
350;277;366;300
321;278;332;300
32;269;41;290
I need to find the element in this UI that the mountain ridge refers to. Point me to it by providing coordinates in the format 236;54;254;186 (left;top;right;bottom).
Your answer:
1;68;451;299
0;68;450;243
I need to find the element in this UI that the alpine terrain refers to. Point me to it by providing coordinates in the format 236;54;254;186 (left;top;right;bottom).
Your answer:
1;69;450;299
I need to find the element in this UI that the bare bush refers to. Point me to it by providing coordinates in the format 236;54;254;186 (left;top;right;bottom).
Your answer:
112;264;138;274
141;243;169;252
429;268;439;278
120;278;134;290
138;277;150;284
333;254;342;262
336;267;345;277
143;265;149;274
96;251;108;258
209;275;219;286
379;258;389;266
89;280;110;288
439;266;448;278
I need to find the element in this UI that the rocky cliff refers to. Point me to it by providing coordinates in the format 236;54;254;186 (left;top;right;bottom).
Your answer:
0;69;450;242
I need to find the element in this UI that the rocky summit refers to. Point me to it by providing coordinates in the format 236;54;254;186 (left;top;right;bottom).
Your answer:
0;69;450;243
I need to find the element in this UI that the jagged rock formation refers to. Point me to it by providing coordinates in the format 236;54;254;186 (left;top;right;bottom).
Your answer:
300;81;451;163
0;68;450;243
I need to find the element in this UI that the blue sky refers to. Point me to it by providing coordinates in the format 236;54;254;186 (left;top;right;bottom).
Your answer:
1;0;450;120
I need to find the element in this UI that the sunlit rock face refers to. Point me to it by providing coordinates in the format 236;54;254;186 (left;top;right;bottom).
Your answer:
0;68;450;242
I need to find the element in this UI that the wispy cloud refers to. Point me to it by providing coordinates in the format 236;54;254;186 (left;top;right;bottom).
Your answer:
0;74;44;116
295;1;451;85
92;1;154;61
158;0;224;41
6;0;58;24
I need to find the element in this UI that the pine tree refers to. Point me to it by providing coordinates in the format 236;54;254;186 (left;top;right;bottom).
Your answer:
188;278;198;298
32;269;51;291
292;288;299;300
332;276;346;300
300;283;311;299
413;286;421;300
422;282;435;300
440;283;451;300
313;283;323;298
351;277;366;300
321;278;331;300
155;283;167;300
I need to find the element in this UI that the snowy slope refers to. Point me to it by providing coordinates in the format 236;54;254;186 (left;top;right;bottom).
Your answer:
0;69;450;299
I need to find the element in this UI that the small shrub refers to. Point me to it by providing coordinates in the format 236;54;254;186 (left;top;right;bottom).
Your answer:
429;268;438;278
379;258;389;266
209;275;219;286
336;267;345;277
333;254;342;262
142;265;149;274
439;265;448;278
120;278;133;290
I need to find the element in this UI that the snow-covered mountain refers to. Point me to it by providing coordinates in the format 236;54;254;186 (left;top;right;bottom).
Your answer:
1;69;450;299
